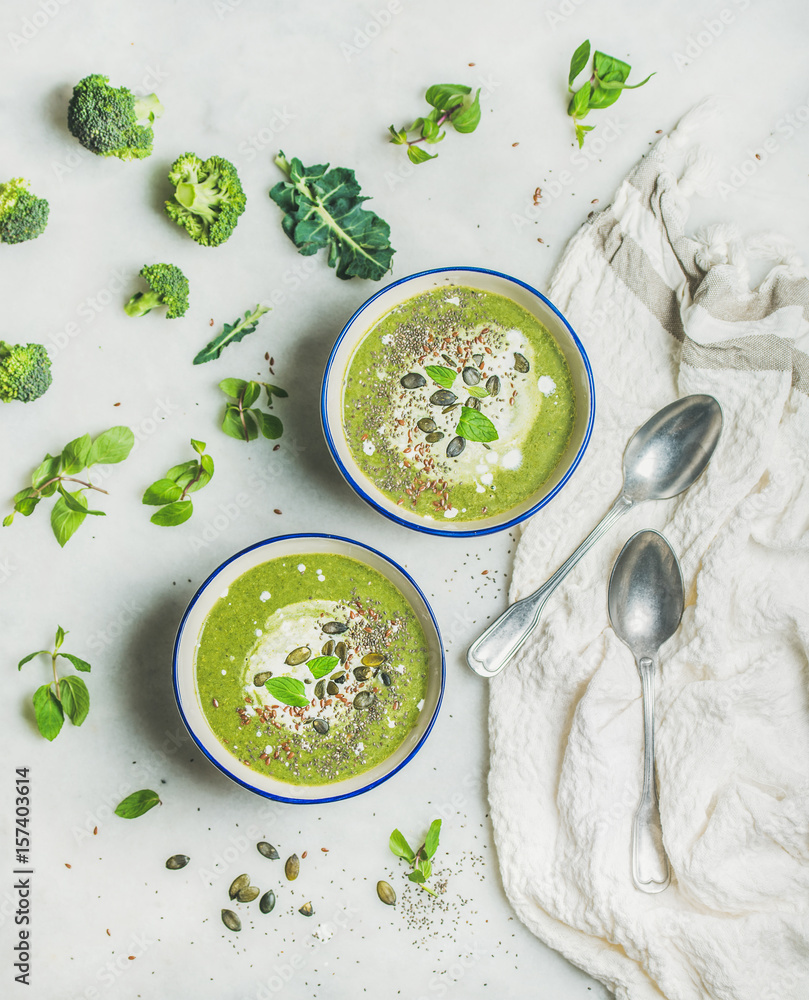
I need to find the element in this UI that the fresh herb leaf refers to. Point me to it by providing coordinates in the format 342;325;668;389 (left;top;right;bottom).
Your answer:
193;305;270;365
270;153;395;281
115;789;161;819
391;84;482;164
219;377;248;398
33;685;64;741
424;818;442;858
265;676;310;708
59;675;90;726
449;89;481;133
220;378;286;443
263;383;288;402
407;146;438;164
307;655;339;680
566;43;653;145
21;627;93;739
456;405;499;443
464;384;489;399
144;441;213;526
4;427;133;544
389;829;416;863
425;365;457;389
258;412;283;439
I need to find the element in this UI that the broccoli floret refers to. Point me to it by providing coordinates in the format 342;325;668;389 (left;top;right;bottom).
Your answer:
0;342;52;403
0;179;50;244
165;153;246;247
124;264;190;319
67;73;163;161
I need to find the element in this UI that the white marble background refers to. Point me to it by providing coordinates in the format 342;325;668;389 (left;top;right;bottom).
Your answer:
1;1;807;998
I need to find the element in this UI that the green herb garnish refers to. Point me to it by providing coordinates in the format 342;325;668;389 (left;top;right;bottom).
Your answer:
115;789;161;818
424;365;457;389
265;676;310;708
456;405;498;443
19;626;91;741
269;152;394;281
3;426;134;546
567;41;654;147
389;819;442;896
389;84;481;164
307;656;339;680
142;439;213;526
219;379;285;443
193;305;270;365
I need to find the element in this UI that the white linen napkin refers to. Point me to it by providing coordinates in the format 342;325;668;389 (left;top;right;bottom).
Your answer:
488;100;809;1000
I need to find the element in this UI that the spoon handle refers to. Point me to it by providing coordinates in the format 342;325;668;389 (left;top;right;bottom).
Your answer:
632;655;671;893
466;496;633;677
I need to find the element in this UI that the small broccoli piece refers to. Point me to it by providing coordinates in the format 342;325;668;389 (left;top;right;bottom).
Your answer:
0;179;50;244
0;342;52;403
165;153;246;247
67;73;163;161
124;264;190;319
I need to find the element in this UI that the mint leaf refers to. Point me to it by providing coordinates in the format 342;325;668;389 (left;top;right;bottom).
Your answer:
115;789;161;818
193;305;270;365
568;39;591;85
425;365;457;389
59;675;90;726
259;412;283;440
270;154;394;281
408;869;426;884
465;385;488;399
219;378;248;398
59;653;91;673
456;406;498;443
449;88;481;133
33;685;64;741
425;84;471;109
389;829;416;863
150;500;194;526
424;818;441;859
190;438;206;455
143;479;184;506
165;460;198;486
57;484;104;516
18;651;48;670
32;454;61;492
87;426;135;466
263;383;288;401
407;145;438;164
61;434;92;475
222;406;246;440
51;492;87;546
241;382;260;408
54;625;67;649
265;676;310;708
308;656;339;680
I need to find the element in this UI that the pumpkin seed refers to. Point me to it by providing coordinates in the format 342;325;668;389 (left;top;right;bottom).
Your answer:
321;639;335;656
285;854;300;881
380;671;392;687
417;417;438;433
257;842;279;860
377;880;397;906
331;672;346;684
430;389;457;406
472;353;484;364
165;854;189;870
353;665;371;681
313;718;329;735
514;352;530;373
221;909;241;932
253;671;272;687
285;646;310;666
465;397;481;411
486;375;500;396
354;691;376;710
335;641;348;663
299;901;314;917
259;889;276;914
314;679;326;700
441;353;456;366
361;652;386;668
425;431;444;443
401;373;426;389
327;681;339;696
322;621;348;635
462;366;481;385
229;873;250;899
447;436;466;458
441;403;459;414
237;886;260;903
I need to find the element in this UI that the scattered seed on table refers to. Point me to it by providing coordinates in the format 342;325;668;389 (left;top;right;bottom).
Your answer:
285;854;300;881
299;902;314;916
221;909;241;932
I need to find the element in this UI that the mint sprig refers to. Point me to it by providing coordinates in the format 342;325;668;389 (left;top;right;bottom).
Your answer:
19;626;92;741
3;426;135;546
142;439;214;526
567;41;654;147
220;379;285;443
389;84;481;164
115;789;161;819
389;819;442;896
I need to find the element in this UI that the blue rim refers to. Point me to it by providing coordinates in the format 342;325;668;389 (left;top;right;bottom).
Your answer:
171;533;446;805
320;265;596;538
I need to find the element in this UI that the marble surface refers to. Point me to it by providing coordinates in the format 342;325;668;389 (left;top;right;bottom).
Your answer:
1;1;807;997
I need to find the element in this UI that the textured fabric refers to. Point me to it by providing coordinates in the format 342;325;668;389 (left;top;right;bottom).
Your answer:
488;101;809;1000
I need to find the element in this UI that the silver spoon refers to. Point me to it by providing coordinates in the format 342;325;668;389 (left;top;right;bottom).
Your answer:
466;394;721;677
608;529;684;893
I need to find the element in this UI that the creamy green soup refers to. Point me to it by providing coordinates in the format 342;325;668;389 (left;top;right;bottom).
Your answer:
195;554;430;786
342;286;576;522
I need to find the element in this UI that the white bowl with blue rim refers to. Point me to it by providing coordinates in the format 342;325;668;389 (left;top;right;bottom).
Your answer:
321;266;595;537
172;533;445;804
